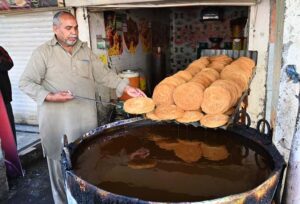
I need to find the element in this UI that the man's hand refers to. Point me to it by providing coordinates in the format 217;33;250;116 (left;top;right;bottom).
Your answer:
45;91;74;102
124;86;146;98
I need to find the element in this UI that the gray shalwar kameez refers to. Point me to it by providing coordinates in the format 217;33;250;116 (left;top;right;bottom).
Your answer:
19;37;128;204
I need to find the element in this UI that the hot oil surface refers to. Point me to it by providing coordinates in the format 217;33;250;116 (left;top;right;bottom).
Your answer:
72;123;273;202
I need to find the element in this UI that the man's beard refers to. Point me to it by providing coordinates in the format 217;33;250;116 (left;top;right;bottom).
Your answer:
65;35;78;46
65;38;77;46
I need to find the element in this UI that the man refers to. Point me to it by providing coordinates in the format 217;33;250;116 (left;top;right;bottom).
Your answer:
19;11;145;203
0;46;16;143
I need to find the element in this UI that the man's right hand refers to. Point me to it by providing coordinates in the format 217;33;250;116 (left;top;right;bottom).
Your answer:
45;91;74;102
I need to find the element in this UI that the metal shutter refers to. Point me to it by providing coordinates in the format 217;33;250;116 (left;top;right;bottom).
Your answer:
65;0;258;8
0;11;54;125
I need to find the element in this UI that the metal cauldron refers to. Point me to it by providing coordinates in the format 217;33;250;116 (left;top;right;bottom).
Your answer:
62;117;285;204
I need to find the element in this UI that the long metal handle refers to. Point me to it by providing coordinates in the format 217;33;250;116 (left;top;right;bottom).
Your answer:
72;95;120;107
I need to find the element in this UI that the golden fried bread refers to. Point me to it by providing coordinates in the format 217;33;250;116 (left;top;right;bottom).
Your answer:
173;70;193;81
185;63;204;76
207;61;226;73
152;83;175;105
211;80;239;107
200;114;229;128
155;104;184;120
197;56;210;66
146;111;161;121
160;76;185;87
124;97;155;114
224;107;235;116
221;64;249;91
201;86;232;114
173;82;204;111
200;68;220;82
190;75;211;88
176;110;204;123
209;55;233;64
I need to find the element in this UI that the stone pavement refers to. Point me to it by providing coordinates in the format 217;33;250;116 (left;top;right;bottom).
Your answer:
1;124;54;204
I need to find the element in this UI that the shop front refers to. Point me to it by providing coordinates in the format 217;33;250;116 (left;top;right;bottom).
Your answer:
0;0;66;125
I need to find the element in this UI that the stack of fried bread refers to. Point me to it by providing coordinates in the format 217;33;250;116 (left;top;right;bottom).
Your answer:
146;54;256;128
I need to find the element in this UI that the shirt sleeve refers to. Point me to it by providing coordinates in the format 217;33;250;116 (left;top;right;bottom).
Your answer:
19;49;50;105
0;46;14;72
89;50;129;97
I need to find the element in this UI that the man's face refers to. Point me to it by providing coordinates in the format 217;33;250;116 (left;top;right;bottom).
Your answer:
53;14;78;47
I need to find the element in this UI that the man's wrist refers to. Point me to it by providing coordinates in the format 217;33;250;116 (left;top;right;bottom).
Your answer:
45;93;55;102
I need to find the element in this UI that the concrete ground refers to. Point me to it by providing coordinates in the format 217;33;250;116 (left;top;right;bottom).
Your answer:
2;125;54;204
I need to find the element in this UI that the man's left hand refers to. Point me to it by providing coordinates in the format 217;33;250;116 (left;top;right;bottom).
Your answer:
124;86;146;98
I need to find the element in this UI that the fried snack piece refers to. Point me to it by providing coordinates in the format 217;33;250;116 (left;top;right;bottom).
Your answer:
207;61;226;73
152;83;175;105
200;68;220;82
173;82;204;111
230;62;252;79
209;54;233;65
146;111;161;121
176;111;204;123
211;80;239;107
124;97;155;114
160;76;185;87
196;56;210;66
173;70;193;81
155;104;184;120
224;107;235;116
221;65;249;91
185;59;206;76
235;56;255;70
201;86;232;114
190;74;212;88
201;143;229;161
200;114;229;128
128;159;157;169
174;142;202;163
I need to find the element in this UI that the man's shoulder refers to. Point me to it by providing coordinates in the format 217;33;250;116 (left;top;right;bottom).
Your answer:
32;39;53;55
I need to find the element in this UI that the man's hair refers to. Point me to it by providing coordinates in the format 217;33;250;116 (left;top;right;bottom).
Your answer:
53;11;74;26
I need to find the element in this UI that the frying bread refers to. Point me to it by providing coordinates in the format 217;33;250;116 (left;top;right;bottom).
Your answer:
173;70;193;81
174;143;202;163
176;111;204;123
124;97;155;114
211;80;239;107
155;104;184;120
146;111;161;121
200;114;229;128
173;82;204;111
160;76;185;87
201;143;229;161
152;83;175;105
201;86;232;114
